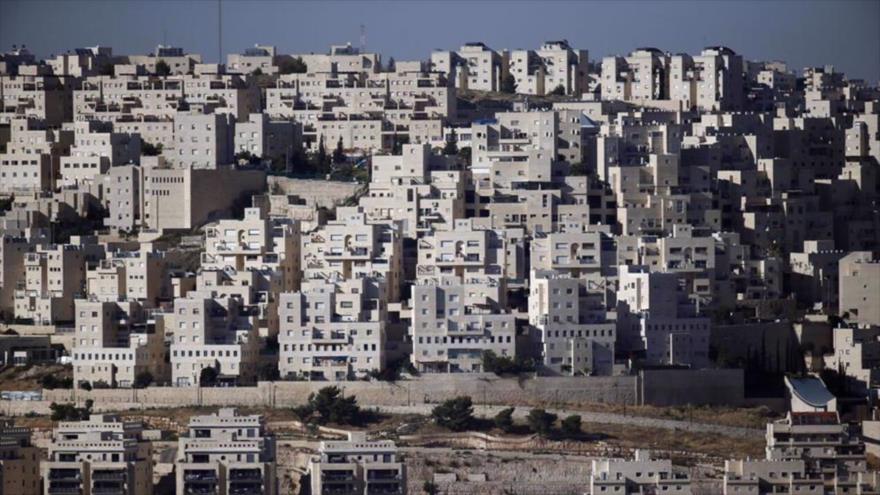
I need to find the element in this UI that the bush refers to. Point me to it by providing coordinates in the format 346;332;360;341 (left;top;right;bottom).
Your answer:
549;84;566;96
482;351;535;375
560;414;582;438
294;386;364;426
494;407;515;433
78;381;92;391
199;366;218;387
41;374;73;390
50;400;93;421
526;408;557;437
91;380;111;389
133;371;154;389
431;396;474;432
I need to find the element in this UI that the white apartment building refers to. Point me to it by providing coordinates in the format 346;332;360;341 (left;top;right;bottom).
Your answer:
86;249;168;307
431;42;505;92
0;118;73;194
59;120;140;187
308;432;405;495
294;43;380;75
302;206;403;302
359;143;465;237
824;326;880;396
530;222;614;303
723;459;824;495
167;295;262;386
590;450;691;495
167;110;234;169
278;278;385;380
176;408;277;495
0;73;72;125
71;299;168;388
602;46;744;111
14;241;96;324
766;412;867;478
839;252;880;326
0;421;40;495
509;40;588;96
227;45;279;75
0;235;30;318
234;113;301;164
102;162;266;233
203;206;302;294
411;275;516;373
416;218;525;286
529;270;615;376
42;415;153;495
616;265;711;368
126;45;201;75
789;240;844;312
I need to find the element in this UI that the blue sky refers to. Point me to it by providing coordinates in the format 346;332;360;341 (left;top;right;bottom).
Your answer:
1;0;878;81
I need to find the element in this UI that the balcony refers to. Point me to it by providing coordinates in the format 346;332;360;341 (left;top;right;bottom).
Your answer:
229;469;263;481
49;470;82;481
184;471;218;483
92;471;125;481
48;487;82;495
322;472;356;483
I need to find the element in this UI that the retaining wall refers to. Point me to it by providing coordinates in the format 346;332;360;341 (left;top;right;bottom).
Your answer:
15;369;746;416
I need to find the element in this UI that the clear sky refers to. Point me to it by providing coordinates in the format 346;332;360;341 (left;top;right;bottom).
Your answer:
1;0;878;81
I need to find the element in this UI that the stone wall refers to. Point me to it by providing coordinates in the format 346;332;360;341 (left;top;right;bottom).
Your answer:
18;370;746;415
640;369;745;407
267;177;360;209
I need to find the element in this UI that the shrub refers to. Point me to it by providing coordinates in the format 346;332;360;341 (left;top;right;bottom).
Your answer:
133;371;154;389
560;414;582;438
431;396;474;431
494;407;515;433
294;386;364;426
199;366;218;387
526;408;557;437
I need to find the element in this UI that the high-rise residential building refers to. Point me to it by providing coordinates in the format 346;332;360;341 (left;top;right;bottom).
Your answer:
176;408;277;495
42;415;153;495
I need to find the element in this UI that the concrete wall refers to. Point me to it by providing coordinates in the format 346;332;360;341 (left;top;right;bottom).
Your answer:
6;370;747;415
267;177;360;209
640;368;745;407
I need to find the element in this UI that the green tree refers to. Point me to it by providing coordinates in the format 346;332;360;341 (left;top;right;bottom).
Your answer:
560;414;582;438
141;141;163;157
199;366;218;387
457;146;471;166
431;396;474;431
78;381;92;391
443;128;458;156
526;408;557;437
315;136;330;173
308;386;362;425
549;84;566;96
133;371;154;389
0;195;14;213
385;56;396;73
501;73;517;93
278;56;307;74
50;400;93;421
494;407;515;433
333;137;346;164
155;60;171;77
41;374;73;390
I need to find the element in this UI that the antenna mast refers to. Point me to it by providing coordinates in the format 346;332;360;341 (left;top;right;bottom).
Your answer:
360;24;366;52
218;0;223;63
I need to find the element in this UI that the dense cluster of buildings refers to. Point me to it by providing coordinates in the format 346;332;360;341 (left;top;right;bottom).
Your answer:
0;37;878;492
